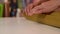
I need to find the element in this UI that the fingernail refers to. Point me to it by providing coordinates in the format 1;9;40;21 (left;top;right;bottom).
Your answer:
38;11;42;14
28;13;33;16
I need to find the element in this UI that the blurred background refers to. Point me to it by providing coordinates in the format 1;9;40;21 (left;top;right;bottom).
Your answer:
0;0;23;17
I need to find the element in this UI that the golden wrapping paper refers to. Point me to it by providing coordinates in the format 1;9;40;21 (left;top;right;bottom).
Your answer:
23;9;60;28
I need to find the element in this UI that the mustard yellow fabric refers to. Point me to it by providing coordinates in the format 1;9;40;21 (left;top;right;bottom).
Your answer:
23;9;60;28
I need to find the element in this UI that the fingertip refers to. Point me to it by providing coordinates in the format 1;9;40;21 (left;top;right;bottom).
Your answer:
28;12;33;16
38;10;43;14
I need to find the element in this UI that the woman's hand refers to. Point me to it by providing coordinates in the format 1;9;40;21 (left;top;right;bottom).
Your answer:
29;0;60;16
24;0;47;16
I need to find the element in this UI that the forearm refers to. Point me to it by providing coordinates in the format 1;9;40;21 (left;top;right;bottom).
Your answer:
57;0;60;6
50;0;60;6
